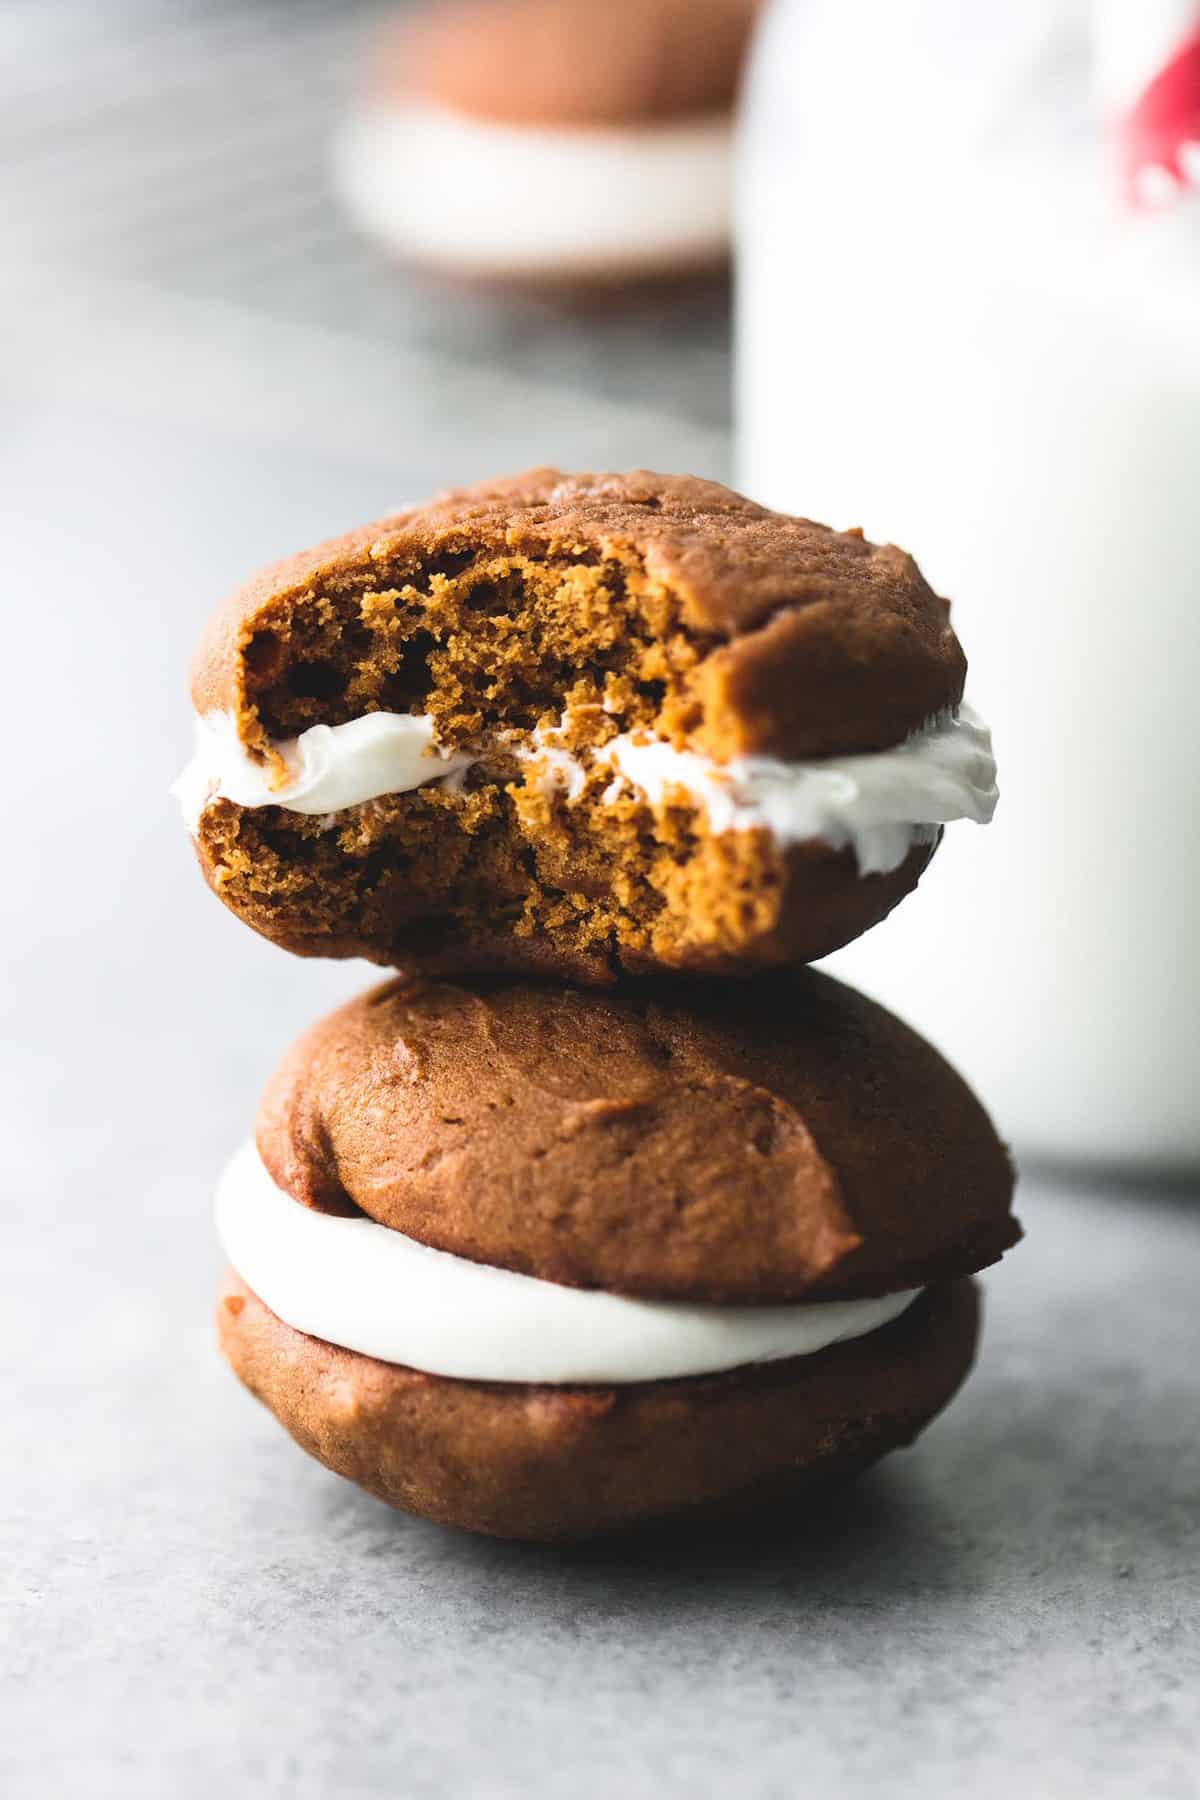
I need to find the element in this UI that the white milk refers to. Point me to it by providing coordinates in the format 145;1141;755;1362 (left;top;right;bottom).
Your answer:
737;0;1200;1169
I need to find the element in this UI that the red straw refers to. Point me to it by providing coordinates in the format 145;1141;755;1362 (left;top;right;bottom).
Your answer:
1122;28;1200;207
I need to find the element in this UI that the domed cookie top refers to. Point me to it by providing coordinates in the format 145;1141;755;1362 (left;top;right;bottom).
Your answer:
255;968;1019;1306
176;470;995;980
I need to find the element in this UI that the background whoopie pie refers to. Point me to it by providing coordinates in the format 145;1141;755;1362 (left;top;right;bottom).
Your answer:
335;0;759;288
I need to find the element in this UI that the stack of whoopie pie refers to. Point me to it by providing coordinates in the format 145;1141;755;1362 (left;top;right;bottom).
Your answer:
177;470;1019;1541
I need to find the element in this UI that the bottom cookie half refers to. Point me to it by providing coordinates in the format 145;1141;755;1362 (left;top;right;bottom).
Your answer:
218;1274;980;1541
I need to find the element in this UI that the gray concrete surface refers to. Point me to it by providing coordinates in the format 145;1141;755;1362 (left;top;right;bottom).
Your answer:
3;6;1198;1795
4;293;1197;1800
8;1081;1200;1800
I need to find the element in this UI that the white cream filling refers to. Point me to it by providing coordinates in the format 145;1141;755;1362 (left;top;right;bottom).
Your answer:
332;103;732;274
174;703;996;876
170;710;475;833
600;705;996;875
217;1141;920;1385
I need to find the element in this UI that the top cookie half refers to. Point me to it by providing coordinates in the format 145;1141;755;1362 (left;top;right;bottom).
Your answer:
177;469;995;980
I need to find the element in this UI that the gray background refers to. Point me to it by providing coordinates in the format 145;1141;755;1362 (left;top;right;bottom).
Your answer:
3;5;1198;1796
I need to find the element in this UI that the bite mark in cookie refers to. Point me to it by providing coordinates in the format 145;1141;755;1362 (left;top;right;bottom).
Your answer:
176;471;993;978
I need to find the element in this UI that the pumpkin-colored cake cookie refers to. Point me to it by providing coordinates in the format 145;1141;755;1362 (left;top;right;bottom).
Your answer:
214;967;1019;1540
175;470;997;981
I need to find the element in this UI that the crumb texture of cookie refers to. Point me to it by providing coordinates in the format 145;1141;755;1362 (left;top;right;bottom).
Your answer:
178;470;991;979
255;968;1019;1305
191;470;965;761
218;1272;980;1542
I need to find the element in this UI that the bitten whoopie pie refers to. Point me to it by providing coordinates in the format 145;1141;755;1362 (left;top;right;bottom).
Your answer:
335;0;758;286
175;470;997;981
215;968;1019;1541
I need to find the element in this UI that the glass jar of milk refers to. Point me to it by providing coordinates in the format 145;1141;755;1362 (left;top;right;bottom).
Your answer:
737;0;1200;1170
